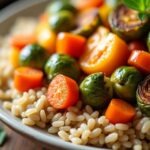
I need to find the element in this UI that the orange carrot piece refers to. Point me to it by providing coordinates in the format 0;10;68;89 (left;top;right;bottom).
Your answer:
14;67;43;92
10;34;37;50
105;99;136;124
47;74;79;109
56;32;86;58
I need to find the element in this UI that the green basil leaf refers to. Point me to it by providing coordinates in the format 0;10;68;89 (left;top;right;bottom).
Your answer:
123;0;145;11
0;128;6;146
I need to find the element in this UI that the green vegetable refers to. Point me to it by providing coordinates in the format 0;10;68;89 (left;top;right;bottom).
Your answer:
72;8;101;37
49;10;76;33
111;66;143;103
109;4;150;41
46;0;76;14
0;127;6;146
44;54;80;81
80;73;112;109
20;44;48;69
123;0;150;20
136;75;150;116
147;32;150;52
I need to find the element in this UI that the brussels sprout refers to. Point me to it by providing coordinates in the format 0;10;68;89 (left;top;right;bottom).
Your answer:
147;32;150;52
45;54;80;80
109;4;150;41
49;10;76;33
46;0;76;14
19;44;48;69
111;66;143;103
72;8;101;37
136;75;150;116
80;73;112;109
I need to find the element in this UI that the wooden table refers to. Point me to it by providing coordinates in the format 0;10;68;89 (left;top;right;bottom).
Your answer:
0;122;61;150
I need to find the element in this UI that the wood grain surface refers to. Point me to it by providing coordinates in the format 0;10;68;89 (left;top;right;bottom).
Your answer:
0;122;62;150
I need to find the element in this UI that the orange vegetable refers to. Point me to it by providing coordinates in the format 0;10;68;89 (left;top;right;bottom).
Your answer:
105;99;136;124
80;31;130;76
76;0;104;10
10;34;37;50
36;23;56;54
47;74;79;109
14;67;43;92
128;41;146;51
9;47;20;68
128;50;150;74
39;13;48;23
56;32;86;58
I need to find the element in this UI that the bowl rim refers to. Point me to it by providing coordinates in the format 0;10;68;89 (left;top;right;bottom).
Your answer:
0;0;107;150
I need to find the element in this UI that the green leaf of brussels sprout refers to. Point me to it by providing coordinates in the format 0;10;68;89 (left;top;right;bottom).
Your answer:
111;66;143;103
136;75;150;116
44;54;80;81
19;44;48;69
80;73;112;109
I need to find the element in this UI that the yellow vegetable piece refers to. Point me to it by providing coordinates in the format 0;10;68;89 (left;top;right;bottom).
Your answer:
99;3;112;28
10;47;20;68
36;23;56;54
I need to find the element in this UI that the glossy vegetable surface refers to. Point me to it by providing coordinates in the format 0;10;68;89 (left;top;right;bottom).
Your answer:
56;32;86;58
14;67;43;92
47;74;79;109
80;28;129;76
147;32;150;52
128;51;150;74
45;54;80;80
46;0;76;14
72;8;101;37
10;34;37;50
80;73;112;109
49;11;76;33
109;4;149;41
136;75;150;116
19;44;48;69
111;66;143;103
105;99;136;124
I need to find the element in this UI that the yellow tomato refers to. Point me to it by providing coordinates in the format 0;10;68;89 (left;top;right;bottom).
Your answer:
10;47;20;68
36;23;56;54
80;27;130;76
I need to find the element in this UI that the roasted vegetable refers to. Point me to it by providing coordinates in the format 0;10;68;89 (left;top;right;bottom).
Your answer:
109;4;149;41
80;73;112;109
137;75;150;116
46;0;76;14
147;32;150;52
80;27;129;76
111;66;143;103
44;54;80;80
72;8;101;37
19;44;48;69
49;11;76;33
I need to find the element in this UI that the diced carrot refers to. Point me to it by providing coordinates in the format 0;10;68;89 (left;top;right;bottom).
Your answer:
47;74;79;109
56;32;86;58
105;99;136;124
14;67;43;92
128;50;150;74
9;47;20;68
10;34;37;50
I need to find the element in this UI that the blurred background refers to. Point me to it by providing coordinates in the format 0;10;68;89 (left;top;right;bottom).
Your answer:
0;0;18;9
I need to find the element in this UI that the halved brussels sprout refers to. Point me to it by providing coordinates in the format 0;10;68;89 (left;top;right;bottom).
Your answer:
137;75;150;116
111;66;143;103
19;44;48;69
147;32;150;52
46;0;76;14
109;4;149;41
44;53;80;81
72;8;101;37
49;10;76;33
80;73;112;109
